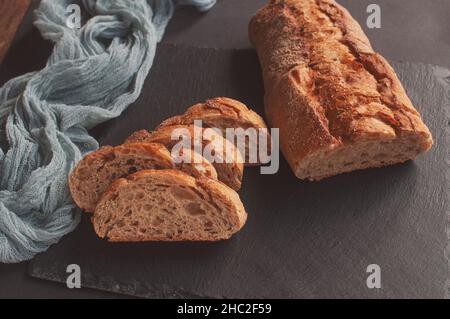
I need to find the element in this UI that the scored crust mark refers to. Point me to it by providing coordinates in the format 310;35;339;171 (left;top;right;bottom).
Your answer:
157;97;267;132
157;97;271;166
249;0;433;180
69;143;175;213
313;0;427;137
124;130;152;144
92;169;247;242
125;125;244;191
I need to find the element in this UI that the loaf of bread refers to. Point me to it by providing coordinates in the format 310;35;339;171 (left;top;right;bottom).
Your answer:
125;125;244;191
92;169;247;241
249;0;433;180
69;143;175;212
157;97;270;166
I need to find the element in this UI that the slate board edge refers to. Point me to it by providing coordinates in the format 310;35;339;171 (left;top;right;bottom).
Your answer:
24;44;255;300
26;51;450;299
27;262;210;299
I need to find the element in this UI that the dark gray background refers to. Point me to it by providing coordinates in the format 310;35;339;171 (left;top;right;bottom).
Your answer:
0;0;448;299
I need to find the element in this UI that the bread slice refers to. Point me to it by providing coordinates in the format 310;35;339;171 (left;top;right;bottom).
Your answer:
69;143;174;212
173;148;218;180
249;0;433;180
92;169;247;241
125;125;244;191
157;97;271;166
126;131;218;180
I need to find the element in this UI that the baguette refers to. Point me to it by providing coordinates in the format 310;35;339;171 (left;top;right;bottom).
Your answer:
92;169;247;241
157;97;270;166
69;143;174;212
125;125;244;191
249;0;433;180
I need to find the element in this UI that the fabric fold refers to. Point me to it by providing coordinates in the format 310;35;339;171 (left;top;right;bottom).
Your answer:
0;0;216;263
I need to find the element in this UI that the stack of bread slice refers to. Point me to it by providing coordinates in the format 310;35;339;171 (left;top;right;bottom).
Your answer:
69;97;269;241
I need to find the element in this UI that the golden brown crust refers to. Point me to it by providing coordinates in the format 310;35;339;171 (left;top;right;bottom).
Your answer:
157;97;270;166
157;97;268;132
124;130;152;144
249;0;433;178
125;130;219;180
125;125;244;191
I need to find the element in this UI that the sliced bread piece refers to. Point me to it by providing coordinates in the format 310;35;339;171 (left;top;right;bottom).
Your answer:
125;125;244;191
92;169;247;241
157;97;271;166
121;131;218;180
69;143;174;213
173;148;218;180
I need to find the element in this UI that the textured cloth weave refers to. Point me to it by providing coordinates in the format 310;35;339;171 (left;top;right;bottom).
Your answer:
0;0;215;263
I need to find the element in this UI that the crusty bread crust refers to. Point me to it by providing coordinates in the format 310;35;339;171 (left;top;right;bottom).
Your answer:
157;97;270;166
124;129;152;144
125;130;219;180
125;125;244;191
69;143;174;212
92;169;247;242
249;0;433;180
157;97;267;132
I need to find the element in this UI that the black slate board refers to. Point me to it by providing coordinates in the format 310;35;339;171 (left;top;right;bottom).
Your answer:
29;44;450;299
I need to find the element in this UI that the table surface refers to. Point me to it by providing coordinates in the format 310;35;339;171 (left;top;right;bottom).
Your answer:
0;0;449;299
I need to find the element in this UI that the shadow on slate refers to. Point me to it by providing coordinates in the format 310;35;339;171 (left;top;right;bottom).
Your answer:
29;44;449;299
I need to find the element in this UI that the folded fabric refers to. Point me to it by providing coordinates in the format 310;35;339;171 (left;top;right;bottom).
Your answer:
0;0;216;263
